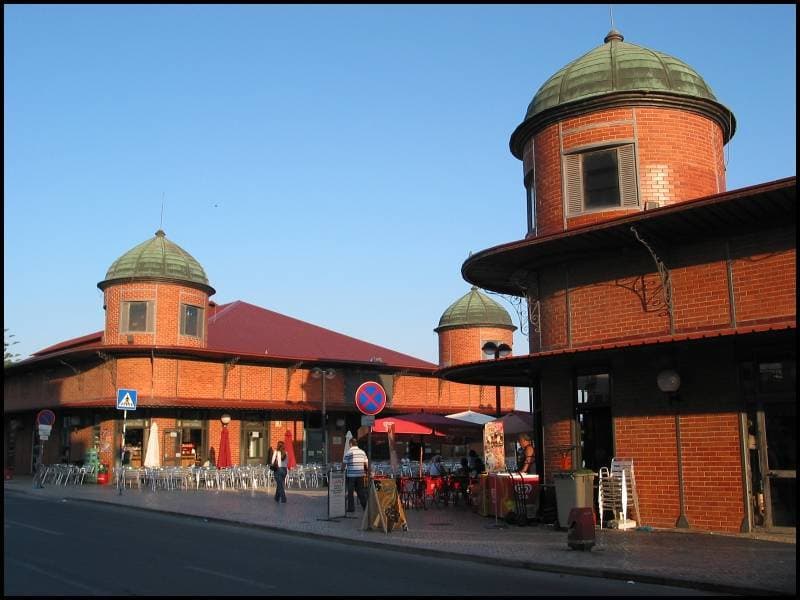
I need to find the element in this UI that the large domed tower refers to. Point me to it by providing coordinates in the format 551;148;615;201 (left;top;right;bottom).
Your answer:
510;29;736;238
98;230;215;348
435;286;516;368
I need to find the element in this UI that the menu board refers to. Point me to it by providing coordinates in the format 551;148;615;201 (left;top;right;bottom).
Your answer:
483;421;505;474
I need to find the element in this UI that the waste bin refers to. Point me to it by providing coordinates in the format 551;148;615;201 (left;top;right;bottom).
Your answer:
553;470;595;529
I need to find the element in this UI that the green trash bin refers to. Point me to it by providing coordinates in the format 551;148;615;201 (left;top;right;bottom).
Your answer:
553;470;595;529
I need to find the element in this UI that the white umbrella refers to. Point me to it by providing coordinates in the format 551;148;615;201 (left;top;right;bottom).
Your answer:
143;421;161;467
446;410;494;425
343;430;353;463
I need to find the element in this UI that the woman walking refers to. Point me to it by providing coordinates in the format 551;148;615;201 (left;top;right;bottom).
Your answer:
272;440;288;503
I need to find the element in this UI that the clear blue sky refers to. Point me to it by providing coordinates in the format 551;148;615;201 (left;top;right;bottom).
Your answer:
4;5;796;409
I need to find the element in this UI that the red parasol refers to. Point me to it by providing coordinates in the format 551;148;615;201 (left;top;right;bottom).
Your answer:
217;427;233;468
370;416;445;436
381;412;483;437
284;429;297;469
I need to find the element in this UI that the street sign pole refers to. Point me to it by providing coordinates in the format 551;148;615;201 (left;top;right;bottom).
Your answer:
116;389;138;495
119;408;127;496
33;443;45;489
33;410;56;489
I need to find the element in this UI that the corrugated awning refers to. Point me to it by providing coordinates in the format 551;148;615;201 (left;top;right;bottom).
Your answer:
463;177;796;295
438;322;796;387
55;398;318;411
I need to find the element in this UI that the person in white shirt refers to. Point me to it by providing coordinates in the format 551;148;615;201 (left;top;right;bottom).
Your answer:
342;438;369;512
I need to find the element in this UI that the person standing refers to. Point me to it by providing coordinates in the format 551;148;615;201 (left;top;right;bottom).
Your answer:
517;433;536;474
343;438;369;512
272;440;288;503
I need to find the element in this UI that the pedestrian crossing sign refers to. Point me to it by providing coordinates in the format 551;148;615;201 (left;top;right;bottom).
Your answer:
116;389;138;410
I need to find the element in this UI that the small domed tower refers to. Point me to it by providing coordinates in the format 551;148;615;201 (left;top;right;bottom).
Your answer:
98;230;215;348
510;29;736;238
435;286;516;367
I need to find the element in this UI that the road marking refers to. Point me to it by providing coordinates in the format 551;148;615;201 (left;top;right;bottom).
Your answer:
4;519;63;536
5;557;108;594
184;565;277;590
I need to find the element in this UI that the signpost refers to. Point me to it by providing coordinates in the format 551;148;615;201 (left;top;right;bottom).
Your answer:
354;382;387;416
116;389;138;495
33;410;56;488
355;382;386;470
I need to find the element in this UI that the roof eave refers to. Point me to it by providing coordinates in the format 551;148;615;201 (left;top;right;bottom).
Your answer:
510;91;736;160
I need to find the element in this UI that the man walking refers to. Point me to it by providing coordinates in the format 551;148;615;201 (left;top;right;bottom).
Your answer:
343;437;369;512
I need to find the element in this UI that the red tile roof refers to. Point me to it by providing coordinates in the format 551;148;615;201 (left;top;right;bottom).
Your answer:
207;301;435;369
28;300;436;370
32;331;103;356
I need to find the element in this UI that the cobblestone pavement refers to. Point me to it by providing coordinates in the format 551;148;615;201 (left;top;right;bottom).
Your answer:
4;477;795;595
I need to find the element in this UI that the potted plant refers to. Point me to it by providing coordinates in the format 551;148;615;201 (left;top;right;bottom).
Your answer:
96;463;109;485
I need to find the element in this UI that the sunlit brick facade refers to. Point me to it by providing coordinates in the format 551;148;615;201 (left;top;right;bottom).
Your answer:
441;29;796;534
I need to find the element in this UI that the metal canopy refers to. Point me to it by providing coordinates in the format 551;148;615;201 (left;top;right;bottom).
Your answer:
438;325;796;387
462;178;796;296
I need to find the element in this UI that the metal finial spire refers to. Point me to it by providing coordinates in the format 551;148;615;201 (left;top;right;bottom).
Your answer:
160;192;165;230
604;5;624;44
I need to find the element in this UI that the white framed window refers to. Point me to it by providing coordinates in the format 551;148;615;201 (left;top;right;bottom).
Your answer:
121;301;154;333
564;144;639;216
180;303;204;338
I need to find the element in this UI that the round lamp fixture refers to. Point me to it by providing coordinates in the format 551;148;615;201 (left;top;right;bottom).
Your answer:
657;369;681;393
311;367;336;379
220;414;232;425
482;341;512;359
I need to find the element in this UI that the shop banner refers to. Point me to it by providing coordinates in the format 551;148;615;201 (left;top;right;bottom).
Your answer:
484;421;505;473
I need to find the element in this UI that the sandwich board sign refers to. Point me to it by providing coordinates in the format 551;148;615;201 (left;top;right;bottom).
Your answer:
116;389;138;411
327;471;346;519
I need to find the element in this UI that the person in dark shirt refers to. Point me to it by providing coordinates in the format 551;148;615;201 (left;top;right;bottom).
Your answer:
517;433;536;474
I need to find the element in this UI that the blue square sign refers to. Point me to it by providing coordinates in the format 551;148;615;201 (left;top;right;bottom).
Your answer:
116;389;138;410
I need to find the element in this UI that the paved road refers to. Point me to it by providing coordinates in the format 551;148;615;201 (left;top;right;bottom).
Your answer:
4;493;719;596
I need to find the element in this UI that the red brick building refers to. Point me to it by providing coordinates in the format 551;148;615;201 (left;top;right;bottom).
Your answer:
440;30;796;534
4;232;516;475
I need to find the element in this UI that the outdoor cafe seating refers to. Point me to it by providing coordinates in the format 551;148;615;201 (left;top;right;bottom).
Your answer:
370;460;476;510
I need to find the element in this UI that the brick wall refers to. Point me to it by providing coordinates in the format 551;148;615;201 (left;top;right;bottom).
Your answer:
538;345;748;533
438;325;516;411
531;230;795;354
103;282;208;348
525;106;726;238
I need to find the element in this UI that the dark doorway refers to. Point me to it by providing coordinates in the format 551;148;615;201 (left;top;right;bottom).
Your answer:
575;373;614;472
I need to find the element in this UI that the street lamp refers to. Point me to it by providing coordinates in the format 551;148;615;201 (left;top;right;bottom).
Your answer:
482;341;512;417
657;368;689;528
311;367;336;465
220;413;231;427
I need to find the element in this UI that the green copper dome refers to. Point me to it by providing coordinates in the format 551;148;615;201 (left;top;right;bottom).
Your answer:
98;230;215;294
510;29;736;158
435;287;516;333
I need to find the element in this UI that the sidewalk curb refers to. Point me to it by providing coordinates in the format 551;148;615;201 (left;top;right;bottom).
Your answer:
6;487;789;596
